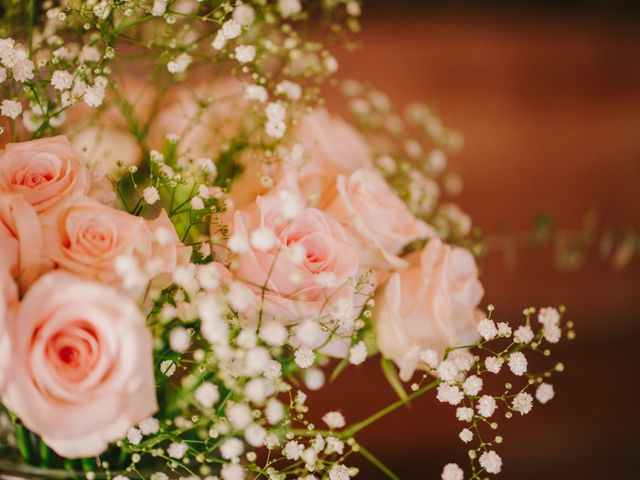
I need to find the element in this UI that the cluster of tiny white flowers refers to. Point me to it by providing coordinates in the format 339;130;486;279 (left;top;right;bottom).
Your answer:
408;305;572;479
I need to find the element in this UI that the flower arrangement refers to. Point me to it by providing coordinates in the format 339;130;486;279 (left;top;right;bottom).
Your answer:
0;1;574;479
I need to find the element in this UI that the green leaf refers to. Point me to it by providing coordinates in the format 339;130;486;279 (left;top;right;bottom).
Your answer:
380;357;409;405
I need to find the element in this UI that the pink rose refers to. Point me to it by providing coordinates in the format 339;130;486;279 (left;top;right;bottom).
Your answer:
2;271;157;457
374;238;484;381
42;197;186;289
0;136;89;214
325;168;434;270
0;192;49;290
292;108;372;204
232;174;359;322
0;271;13;392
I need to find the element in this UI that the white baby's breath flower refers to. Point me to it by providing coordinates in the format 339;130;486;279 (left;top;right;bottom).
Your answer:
279;0;302;17
233;5;255;26
325;436;344;455
139;417;160;436
349;341;367;365
322;411;345;430
276;80;302;101
283;440;303;460
436;383;464;406
459;428;473;443
235;45;256;63
195;382;220;408
476;395;497;418
484;356;503;374
245;423;267;447
538;307;560;327
167;53;192;74
228;232;250;253
437;359;459;383
441;463;464;480
190;195;205;210
167;442;187;459
151;0;168;16
294;346;315;369
250;227;276;251
455;407;474;422
260;321;288;346
245;84;268;103
508;351;528;376
512;392;534;415
497;322;512;337
304;367;325;390
143;186;160;205
462;375;483;396
536;383;555;404
265;119;286;138
543;323;562;343
514;325;534;344
220;437;244;460
1;99;22;119
419;348;439;368
160;360;177;377
222;19;242;40
51;70;73;91
169;327;190;352
265;398;285;425
211;31;227;50
221;463;244;480
295;320;326;348
227;403;252;429
451;349;475;372
329;464;351;480
477;318;498;341
127;427;142;445
479;450;502;474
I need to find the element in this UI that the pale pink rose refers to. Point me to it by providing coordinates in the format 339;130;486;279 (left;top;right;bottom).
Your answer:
0;136;89;214
232;174;359;322
291;108;372;205
374;238;484;381
0;271;14;392
0;192;50;290
325;168;434;271
2;271;157;457
43;197;186;288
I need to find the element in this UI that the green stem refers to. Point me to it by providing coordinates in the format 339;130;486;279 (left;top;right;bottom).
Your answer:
345;379;440;436
357;443;400;480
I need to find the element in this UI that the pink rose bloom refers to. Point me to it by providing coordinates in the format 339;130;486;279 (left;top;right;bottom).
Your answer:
325;168;434;271
0;192;49;291
0;136;89;214
1;271;157;458
292;108;372;204
374;238;484;381
0;271;13;392
232;174;359;322
43;197;186;288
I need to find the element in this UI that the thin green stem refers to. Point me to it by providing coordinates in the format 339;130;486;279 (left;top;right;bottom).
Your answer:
357;443;400;480
345;379;440;436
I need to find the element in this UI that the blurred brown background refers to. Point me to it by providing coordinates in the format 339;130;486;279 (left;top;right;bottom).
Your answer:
314;1;640;478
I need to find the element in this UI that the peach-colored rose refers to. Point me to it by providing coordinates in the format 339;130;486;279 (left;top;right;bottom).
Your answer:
0;136;89;214
2;271;157;458
374;238;484;381
0;192;49;290
325;168;434;271
232;174;359;322
291;108;372;205
0;270;13;392
42;197;186;288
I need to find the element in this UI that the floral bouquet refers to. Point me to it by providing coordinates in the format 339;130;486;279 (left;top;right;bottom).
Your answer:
0;1;573;479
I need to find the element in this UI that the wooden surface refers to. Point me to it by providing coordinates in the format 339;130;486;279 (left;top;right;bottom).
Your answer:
313;12;640;479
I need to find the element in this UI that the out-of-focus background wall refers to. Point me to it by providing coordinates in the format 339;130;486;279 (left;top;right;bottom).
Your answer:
313;1;640;478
